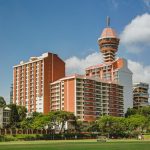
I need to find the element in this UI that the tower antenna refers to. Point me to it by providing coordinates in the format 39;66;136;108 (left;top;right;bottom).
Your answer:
106;16;110;27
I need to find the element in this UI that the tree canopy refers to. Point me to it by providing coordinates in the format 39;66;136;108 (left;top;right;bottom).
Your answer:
2;104;150;138
19;111;77;133
0;96;6;107
6;104;27;128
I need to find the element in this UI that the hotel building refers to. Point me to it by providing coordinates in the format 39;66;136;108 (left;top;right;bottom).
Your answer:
51;74;124;122
133;82;149;109
13;52;65;114
86;19;133;113
13;18;133;121
50;18;133;120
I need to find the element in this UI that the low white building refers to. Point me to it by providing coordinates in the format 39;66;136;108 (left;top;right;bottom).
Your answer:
0;107;11;128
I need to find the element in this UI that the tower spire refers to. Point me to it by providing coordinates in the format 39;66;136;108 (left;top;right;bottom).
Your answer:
106;16;110;27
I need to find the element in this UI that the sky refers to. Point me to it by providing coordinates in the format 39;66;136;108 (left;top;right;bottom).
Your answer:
0;0;150;103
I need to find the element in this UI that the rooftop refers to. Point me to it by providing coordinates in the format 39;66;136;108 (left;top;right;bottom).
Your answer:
99;27;118;40
13;52;57;68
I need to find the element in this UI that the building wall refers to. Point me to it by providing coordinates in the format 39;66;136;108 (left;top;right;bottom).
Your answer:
13;52;65;115
50;75;124;122
13;60;45;113
117;59;133;114
108;84;124;116
83;79;97;121
0;107;11;128
44;53;65;114
64;79;75;113
0;108;3;128
51;81;61;111
74;78;96;122
133;82;149;109
85;58;132;115
3;109;11;128
50;78;76;116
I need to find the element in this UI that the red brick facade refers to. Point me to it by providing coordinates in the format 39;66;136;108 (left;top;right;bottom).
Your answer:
13;52;65;114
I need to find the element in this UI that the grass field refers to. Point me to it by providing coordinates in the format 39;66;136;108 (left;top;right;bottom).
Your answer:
0;140;150;150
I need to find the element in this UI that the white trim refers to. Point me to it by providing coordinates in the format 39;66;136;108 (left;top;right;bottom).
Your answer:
12;69;15;103
13;53;50;68
43;60;45;113
52;54;54;82
67;80;69;111
51;74;119;86
50;80;61;85
98;36;118;40
74;79;76;116
13;58;44;68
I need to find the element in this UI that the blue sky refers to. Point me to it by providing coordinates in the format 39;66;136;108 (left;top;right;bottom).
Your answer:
0;0;150;102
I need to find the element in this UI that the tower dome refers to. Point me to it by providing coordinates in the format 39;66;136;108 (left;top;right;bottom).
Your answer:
100;27;117;39
98;17;120;63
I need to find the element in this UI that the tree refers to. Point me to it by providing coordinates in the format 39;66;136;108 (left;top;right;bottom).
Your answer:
97;115;127;138
0;96;6;107
139;106;150;118
126;114;149;133
7;104;27;128
8;104;20;128
17;105;27;122
97;115;114;136
48;111;77;133
125;108;138;117
87;121;100;132
74;121;89;132
20;117;33;129
20;112;42;129
125;106;150;118
31;114;50;129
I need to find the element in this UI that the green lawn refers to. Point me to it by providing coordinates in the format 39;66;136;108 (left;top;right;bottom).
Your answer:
0;140;150;150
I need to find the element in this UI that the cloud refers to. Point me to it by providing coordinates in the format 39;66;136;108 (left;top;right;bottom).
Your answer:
65;51;150;87
128;59;150;84
65;52;103;75
143;0;150;10
120;13;150;53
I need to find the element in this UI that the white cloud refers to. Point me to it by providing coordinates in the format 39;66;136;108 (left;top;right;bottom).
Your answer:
128;59;150;84
65;51;150;87
120;13;150;53
65;52;103;75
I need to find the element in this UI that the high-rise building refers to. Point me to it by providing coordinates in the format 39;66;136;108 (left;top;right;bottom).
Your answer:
86;18;133;113
133;82;149;109
50;74;124;122
13;18;133;120
13;52;65;114
49;18;132;121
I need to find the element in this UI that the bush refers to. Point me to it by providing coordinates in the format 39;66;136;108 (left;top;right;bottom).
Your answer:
0;135;17;142
15;134;43;140
0;133;100;142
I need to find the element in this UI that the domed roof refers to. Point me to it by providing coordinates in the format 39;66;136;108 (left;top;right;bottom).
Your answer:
4;107;11;110
99;27;118;39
